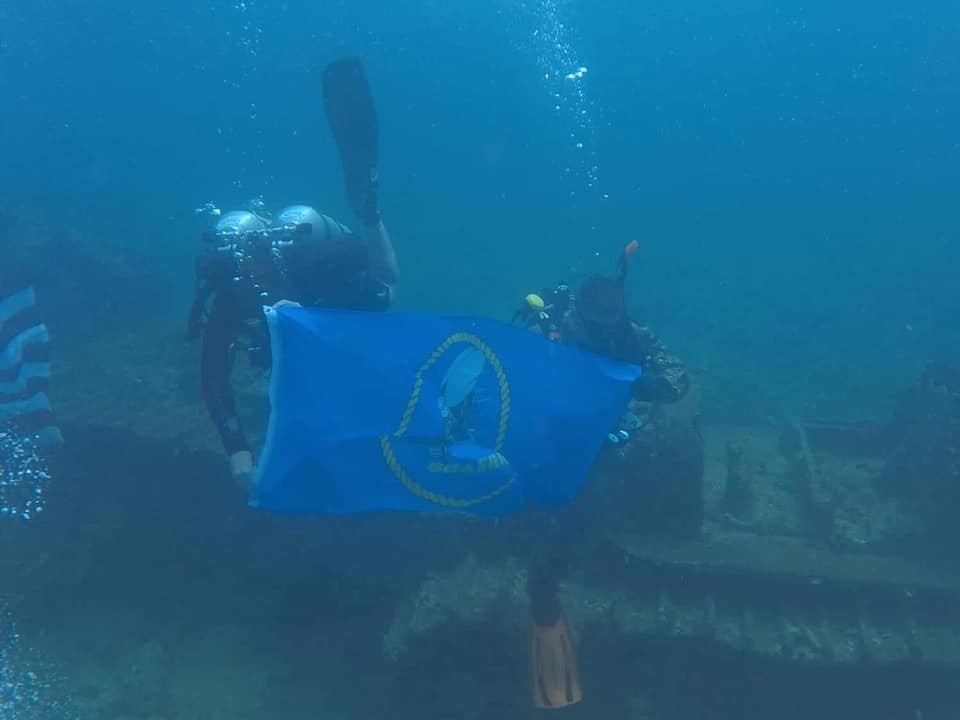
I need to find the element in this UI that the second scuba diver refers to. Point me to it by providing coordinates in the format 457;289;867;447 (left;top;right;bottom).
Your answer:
514;241;705;709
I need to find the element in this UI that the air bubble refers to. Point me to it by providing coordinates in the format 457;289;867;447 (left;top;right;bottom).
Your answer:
514;0;600;195
0;427;52;522
220;0;267;191
1;607;67;718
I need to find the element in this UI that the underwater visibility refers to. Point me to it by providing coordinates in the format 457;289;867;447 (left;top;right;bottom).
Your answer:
2;0;960;718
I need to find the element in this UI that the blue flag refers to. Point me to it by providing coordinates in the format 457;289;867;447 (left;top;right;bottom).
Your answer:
252;305;641;516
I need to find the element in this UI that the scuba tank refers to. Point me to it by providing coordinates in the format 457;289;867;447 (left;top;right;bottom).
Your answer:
186;207;315;339
187;210;269;339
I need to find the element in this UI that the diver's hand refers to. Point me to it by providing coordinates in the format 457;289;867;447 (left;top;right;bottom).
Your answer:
229;450;255;497
271;299;301;309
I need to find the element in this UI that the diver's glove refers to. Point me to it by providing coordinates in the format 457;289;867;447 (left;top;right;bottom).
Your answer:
631;374;680;403
353;167;381;228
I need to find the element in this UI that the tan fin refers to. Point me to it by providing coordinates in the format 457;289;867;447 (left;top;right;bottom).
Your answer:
530;613;583;709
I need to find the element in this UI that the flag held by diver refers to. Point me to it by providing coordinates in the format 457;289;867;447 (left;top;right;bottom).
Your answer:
253;306;641;516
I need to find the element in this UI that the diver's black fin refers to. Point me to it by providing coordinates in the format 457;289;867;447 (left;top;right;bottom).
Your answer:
322;57;379;221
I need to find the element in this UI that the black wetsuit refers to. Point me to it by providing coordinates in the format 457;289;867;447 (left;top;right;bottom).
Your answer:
193;227;391;456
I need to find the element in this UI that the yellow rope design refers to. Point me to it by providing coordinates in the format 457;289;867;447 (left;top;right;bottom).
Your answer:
380;332;515;508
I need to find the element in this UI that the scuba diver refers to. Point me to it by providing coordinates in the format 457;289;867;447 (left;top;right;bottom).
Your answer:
187;202;398;485
513;241;704;709
186;57;399;487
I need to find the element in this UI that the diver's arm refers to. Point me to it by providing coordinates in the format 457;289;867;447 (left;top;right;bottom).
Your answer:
629;324;691;403
200;294;249;457
365;218;399;298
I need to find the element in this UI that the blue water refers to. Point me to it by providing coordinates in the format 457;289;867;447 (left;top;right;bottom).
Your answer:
2;0;959;717
4;1;958;422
